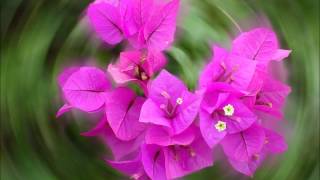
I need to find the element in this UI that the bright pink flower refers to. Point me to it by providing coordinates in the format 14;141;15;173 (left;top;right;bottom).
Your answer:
163;135;213;179
87;1;123;44
107;50;166;93
199;46;256;91
141;144;167;180
141;0;180;50
139;70;200;135
221;123;265;162
226;126;287;176
57;66;111;117
105;87;146;141
145;125;196;146
141;134;213;179
82;117;144;161
87;0;179;51
231;28;291;70
199;83;257;147
106;153;149;180
245;72;291;119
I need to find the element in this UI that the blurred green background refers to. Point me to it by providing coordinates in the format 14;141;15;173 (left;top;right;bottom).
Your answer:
1;0;319;179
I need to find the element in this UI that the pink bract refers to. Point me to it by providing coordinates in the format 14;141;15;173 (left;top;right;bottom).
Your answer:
140;70;200;134
106;87;146;141
58;3;292;177
57;66;111;117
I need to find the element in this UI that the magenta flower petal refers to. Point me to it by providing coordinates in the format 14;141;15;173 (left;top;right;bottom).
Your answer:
132;0;154;28
271;49;292;61
199;46;256;90
145;125;196;146
139;99;171;127
264;128;287;154
231;28;291;69
254;75;291;119
199;46;227;88
60;66;111;113
106;154;148;179
227;155;264;177
56;104;72;118
200;110;227;148
172;90;200;134
231;28;278;61
143;0;179;50
221;123;265;162
58;67;80;87
82;117;144;160
119;0;138;37
87;1;123;44
106;87;146;141
149;70;187;106
163;135;213;179
144;50;167;75
106;157;142;176
108;50;166;90
141;70;199;134
221;100;257;134
200;82;242;114
141;144;167;180
107;63;136;84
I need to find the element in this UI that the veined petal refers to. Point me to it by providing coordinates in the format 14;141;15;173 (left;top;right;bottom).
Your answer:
143;0;179;50
164;136;213;179
221;123;265;162
199;110;227;148
139;99;171;127
172;91;200;134
145;125;196;146
87;2;123;44
141;144;167;180
62;66;111;112
106;87;146;141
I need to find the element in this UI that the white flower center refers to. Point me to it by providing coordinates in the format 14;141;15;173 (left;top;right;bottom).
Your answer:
176;97;183;105
215;121;227;132
223;104;234;116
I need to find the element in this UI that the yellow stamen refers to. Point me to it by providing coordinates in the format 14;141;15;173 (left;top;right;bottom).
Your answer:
140;72;148;80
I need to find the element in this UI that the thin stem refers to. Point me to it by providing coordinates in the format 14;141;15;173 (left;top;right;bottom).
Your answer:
216;5;243;33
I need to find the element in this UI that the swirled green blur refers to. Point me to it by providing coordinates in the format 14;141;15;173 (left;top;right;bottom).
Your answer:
1;0;319;179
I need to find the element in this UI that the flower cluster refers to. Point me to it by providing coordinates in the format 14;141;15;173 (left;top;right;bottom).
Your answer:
57;0;291;179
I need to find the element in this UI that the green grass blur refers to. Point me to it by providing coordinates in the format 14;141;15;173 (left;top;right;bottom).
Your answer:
1;0;319;179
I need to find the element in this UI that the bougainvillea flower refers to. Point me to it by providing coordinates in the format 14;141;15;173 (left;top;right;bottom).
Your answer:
200;83;257;147
106;87;146;141
56;66;111;117
163;135;213;179
145;125;196;146
141;144;167;180
199;45;256;91
106;153;149;180
87;1;124;44
87;0;179;51
107;50;166;93
82;117;144;160
226;127;287;176
221;123;265;162
142;133;213;179
141;0;179;51
244;72;291;119
231;28;291;69
140;70;200;135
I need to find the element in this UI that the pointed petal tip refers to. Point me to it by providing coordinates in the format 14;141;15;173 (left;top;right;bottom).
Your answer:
56;104;72;118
